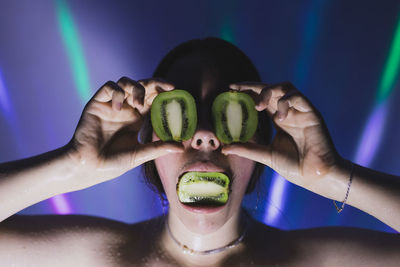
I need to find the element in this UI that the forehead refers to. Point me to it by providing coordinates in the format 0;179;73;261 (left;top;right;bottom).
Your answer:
163;54;230;105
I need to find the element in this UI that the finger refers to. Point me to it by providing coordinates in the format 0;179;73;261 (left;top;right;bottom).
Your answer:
131;141;184;167
137;79;175;114
87;101;141;122
221;142;272;167
138;78;175;92
255;88;272;112
255;83;297;115
229;82;268;94
274;109;320;129
276;96;291;121
230;89;260;104
117;77;146;110
112;88;125;112
275;91;314;122
93;81;125;103
285;93;313;113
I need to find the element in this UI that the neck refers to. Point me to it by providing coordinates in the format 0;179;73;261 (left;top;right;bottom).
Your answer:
161;210;247;265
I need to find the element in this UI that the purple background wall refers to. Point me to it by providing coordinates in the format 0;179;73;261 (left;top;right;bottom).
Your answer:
0;0;399;232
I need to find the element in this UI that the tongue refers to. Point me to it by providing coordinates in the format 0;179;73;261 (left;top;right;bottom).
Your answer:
177;172;230;206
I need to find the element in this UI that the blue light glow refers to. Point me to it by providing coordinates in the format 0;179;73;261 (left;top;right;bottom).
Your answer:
354;102;388;166
293;0;328;89
264;172;288;225
0;69;12;116
354;13;400;167
264;0;328;226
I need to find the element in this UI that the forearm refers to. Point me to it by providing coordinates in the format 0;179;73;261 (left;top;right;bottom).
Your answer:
0;145;78;222
312;159;400;232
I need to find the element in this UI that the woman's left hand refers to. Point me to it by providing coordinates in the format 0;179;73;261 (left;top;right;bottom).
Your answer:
222;82;346;198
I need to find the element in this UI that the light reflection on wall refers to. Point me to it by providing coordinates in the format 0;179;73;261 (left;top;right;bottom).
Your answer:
56;0;92;105
264;173;287;225
0;69;12;116
0;68;24;155
355;103;388;166
50;195;72;214
48;0;95;214
263;0;329;226
354;14;400;166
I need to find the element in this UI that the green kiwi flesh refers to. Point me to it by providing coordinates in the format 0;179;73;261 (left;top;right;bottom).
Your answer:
177;172;230;205
212;91;258;144
151;90;197;141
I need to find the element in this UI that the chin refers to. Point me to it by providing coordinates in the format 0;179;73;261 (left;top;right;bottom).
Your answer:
169;195;241;235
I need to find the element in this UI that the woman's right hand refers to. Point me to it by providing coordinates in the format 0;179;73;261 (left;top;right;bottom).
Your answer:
66;77;183;191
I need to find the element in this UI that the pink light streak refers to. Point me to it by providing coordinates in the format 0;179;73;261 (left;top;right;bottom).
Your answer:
50;194;72;214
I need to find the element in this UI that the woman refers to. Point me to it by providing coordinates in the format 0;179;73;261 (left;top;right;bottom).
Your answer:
0;38;399;266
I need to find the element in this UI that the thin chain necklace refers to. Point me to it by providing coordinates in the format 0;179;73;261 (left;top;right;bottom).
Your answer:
165;218;247;256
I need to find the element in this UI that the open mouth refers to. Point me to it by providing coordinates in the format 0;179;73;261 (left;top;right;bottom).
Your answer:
176;172;231;208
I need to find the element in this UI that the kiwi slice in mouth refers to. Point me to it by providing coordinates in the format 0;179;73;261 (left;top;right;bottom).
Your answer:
177;172;230;206
151;90;197;142
212;91;258;144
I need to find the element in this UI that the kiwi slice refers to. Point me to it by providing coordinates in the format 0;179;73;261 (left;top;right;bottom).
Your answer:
151;90;197;142
212;91;258;144
177;172;230;206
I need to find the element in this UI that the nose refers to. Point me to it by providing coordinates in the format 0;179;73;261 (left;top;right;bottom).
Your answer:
191;129;220;151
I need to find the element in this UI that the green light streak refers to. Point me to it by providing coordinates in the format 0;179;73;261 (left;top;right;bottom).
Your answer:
377;14;400;102
220;20;235;44
56;0;91;104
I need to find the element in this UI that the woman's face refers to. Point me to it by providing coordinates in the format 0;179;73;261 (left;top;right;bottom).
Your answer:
153;54;255;234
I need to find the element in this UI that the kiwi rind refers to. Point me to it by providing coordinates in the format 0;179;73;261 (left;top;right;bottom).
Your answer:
212;91;258;144
177;172;230;205
151;90;197;142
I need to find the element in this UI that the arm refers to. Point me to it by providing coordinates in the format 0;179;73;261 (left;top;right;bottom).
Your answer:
0;77;182;223
317;160;400;232
222;82;400;232
0;145;77;222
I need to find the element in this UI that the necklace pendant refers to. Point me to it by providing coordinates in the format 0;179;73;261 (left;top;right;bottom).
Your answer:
182;245;195;255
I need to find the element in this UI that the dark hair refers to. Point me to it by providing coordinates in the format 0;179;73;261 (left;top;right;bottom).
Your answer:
140;37;272;200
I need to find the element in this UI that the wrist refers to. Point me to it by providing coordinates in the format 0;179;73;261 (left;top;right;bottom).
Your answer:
62;141;95;192
40;144;84;194
309;156;352;201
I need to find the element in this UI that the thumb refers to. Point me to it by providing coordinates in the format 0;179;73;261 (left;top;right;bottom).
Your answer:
221;142;272;167
131;141;184;167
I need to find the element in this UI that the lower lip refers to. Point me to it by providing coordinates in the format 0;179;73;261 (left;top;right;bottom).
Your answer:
179;201;226;214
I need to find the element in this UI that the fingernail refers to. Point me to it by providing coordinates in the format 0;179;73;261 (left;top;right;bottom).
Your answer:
277;111;284;121
221;149;230;155
133;99;143;109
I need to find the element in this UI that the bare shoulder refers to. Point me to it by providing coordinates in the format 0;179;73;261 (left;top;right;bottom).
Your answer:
285;226;399;266
0;214;164;266
234;219;400;266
